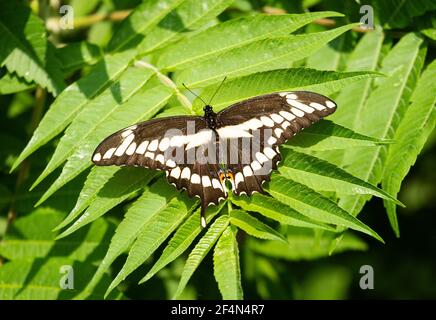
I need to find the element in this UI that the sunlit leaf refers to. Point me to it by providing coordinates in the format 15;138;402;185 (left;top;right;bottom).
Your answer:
213;226;243;299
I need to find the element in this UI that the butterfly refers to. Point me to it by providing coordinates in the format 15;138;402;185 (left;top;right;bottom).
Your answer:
92;89;337;227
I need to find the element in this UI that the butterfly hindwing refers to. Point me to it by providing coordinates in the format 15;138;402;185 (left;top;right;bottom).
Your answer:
215;91;337;196
92;90;337;226
92;116;228;224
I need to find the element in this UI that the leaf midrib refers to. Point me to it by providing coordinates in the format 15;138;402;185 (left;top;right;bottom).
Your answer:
143;0;230;54
111;0;187;53
163;14;334;70
344;45;421;214
362;44;421;180
0;21;46;81
212;72;372;110
186;26;353;87
351;34;383;130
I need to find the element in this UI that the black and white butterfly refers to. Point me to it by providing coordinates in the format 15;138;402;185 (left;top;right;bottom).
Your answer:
92;90;337;227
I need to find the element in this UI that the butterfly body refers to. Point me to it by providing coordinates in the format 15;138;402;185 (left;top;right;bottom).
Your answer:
92;91;337;227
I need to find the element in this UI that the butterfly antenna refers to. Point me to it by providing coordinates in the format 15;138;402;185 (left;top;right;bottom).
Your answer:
208;76;227;105
182;83;208;106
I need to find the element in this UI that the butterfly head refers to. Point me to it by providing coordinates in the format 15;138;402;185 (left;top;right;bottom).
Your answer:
203;105;218;129
203;105;214;114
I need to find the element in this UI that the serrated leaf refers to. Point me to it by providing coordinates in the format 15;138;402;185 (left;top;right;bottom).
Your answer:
278;148;403;205
382;59;436;229
138;0;233;54
107;0;188;52
369;0;436;29
0;72;35;94
106;192;197;296
158;11;344;70
139;203;224;284
57;167;154;238
338;33;426;235
229;210;286;242
249;227;367;261
176;23;358;88
317;30;385;168
305;24;355;71
32;67;154;190
56;41;102;74
0;1;65;95
0;258;123;300
287;120;389;151
173;215;229;298
81;179;180;295
0;207;115;261
230;193;334;231
54;166;120;231
193;68;381;113
329;30;384;129
266;175;383;242
213;226;243;300
11;49;136;172
34;84;173;205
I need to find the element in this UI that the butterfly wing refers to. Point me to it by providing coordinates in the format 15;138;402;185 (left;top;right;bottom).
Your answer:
216;91;337;196
92;116;228;226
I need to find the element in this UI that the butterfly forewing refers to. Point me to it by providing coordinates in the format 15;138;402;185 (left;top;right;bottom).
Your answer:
214;91;337;196
92;90;337;226
92;116;228;217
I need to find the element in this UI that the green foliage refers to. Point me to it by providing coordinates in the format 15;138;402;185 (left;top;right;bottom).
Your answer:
1;0;435;300
0;2;65;95
213;226;243;299
0;208;124;299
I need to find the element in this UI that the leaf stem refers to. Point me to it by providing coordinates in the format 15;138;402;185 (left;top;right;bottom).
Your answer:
134;60;193;113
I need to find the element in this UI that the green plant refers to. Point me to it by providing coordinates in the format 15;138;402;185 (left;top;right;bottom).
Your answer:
0;0;435;300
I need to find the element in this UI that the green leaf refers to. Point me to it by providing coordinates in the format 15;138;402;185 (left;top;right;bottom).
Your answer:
338;33;426;235
56;42;102;74
138;0;233;54
81;179;180;295
369;0;436;29
0;1;65;95
329;30;385;130
287;120;389;151
249;227;367;261
266;175;383;242
176;23;358;88
11;49;136;172
213;226;243;300
57;167;154;238
106;192;197;297
54;166;120;231
230;193;334;231
139;204;224;284
278;148;403;205
158;11;344;70
0;207;115;261
382;59;436;229
0;258;123;300
107;0;188;52
193;68;381;113
173;215;229;298
34;83;173;205
229;209;286;242
32;67;154;190
305;24;355;71
0;71;35;94
317;30;385;168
